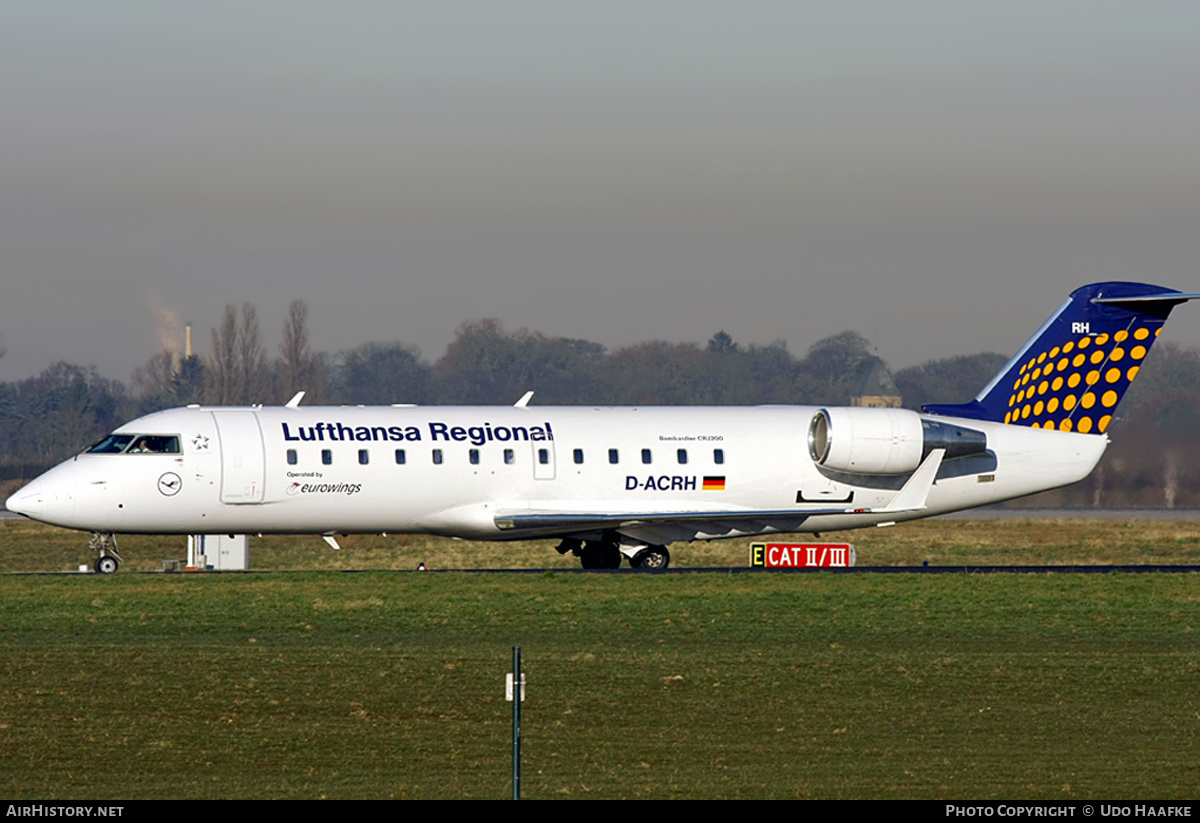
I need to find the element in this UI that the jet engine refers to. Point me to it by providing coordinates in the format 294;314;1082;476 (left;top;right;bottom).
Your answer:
808;407;988;475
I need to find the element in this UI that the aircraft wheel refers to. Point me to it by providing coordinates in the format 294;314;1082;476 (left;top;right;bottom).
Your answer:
95;555;119;574
580;541;622;569
630;545;670;571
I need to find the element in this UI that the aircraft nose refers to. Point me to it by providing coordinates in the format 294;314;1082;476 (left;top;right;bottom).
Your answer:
6;483;45;517
5;468;76;523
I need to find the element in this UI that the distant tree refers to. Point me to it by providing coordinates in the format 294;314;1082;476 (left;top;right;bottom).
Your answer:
8;363;128;463
1096;343;1200;507
130;349;179;414
171;355;205;406
739;341;805;404
796;330;875;404
205;305;240;404
432;320;607;404
277;300;326;403
205;303;269;405
706;330;738;354
330;342;430;405
519;335;608;403
432;319;520;404
0;380;19;461
894;352;1010;410
605;341;714;405
237;303;270;403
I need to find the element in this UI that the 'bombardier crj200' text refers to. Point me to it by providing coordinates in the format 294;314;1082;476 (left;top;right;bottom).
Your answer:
7;282;1197;572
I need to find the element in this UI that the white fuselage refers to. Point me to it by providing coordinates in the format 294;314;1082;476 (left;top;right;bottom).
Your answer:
7;404;1107;543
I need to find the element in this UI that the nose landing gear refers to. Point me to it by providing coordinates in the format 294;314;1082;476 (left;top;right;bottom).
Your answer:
89;532;122;574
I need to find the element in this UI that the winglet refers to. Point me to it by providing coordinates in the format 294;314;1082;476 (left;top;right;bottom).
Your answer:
285;391;305;409
514;391;534;408
882;448;945;512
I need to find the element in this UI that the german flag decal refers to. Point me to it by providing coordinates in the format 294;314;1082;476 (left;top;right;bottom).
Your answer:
702;476;726;491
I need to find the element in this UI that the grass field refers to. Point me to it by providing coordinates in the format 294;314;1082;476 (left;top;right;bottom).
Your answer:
2;519;1199;799
4;517;1200;573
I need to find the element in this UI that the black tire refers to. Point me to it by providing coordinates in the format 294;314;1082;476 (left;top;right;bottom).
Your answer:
580;541;622;569
630;545;670;571
95;556;119;574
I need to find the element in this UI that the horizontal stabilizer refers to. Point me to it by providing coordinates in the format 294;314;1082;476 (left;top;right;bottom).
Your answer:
1091;291;1200;318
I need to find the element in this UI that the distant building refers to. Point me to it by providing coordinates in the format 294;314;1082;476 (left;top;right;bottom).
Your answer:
850;357;903;408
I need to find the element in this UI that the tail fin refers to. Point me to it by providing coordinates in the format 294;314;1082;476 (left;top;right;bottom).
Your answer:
923;282;1198;433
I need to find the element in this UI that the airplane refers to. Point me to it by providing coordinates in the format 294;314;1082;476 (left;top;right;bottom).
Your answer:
6;281;1198;573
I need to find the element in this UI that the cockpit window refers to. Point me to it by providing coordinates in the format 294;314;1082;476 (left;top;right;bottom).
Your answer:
87;435;135;454
128;435;181;454
87;434;180;454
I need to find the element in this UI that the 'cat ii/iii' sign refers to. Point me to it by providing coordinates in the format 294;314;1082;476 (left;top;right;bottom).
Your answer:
749;543;856;568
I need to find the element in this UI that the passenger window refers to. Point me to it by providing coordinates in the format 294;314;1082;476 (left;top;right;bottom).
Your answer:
609;449;619;464
714;448;724;465
322;449;332;465
358;449;369;465
287;449;297;465
395;449;406;464
573;448;584;464
469;449;480;465
642;448;651;464
432;449;443;465
504;449;515;465
538;448;549;465
677;449;687;464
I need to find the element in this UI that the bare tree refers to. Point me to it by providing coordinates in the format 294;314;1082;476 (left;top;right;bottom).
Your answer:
205;305;240;404
277;299;325;403
131;349;178;401
237;303;269;403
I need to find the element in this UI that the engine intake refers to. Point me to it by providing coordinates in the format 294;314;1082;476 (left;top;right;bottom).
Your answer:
808;407;988;475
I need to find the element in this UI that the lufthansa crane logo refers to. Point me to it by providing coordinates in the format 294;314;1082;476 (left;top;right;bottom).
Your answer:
157;472;182;496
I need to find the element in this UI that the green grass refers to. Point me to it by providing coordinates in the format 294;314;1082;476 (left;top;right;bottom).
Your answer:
3;517;1200;573
2;569;1199;799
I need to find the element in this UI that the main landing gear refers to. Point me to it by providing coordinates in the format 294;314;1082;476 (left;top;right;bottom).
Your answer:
629;545;670;570
89;532;122;574
555;537;671;571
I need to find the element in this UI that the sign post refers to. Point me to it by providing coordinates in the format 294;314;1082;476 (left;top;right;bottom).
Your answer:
508;646;523;799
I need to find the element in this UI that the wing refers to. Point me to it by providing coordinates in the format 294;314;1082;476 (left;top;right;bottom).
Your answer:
495;449;945;543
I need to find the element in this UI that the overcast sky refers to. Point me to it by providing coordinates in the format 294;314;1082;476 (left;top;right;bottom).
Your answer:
2;1;1199;384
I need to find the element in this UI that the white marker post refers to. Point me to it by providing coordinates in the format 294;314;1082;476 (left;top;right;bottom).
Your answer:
507;646;525;799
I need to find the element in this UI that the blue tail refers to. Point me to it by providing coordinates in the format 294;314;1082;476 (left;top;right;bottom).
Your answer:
923;282;1198;433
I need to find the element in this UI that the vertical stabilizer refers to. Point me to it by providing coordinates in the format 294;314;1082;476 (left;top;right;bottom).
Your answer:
923;282;1198;433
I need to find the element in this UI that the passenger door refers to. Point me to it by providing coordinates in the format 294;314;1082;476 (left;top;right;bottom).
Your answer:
211;411;266;503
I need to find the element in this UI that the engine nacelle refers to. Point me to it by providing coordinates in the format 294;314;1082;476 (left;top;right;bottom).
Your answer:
808;407;988;475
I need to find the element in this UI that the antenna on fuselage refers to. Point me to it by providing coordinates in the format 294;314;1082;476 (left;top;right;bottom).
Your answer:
285;391;305;408
514;391;534;408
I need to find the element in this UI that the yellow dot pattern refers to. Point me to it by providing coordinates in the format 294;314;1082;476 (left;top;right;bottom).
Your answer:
1003;325;1159;431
